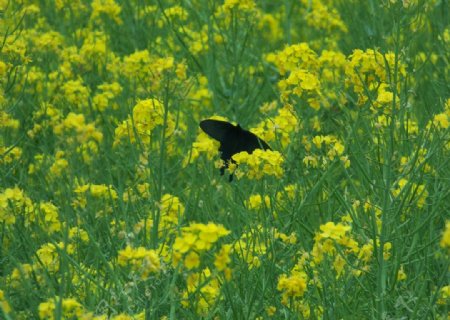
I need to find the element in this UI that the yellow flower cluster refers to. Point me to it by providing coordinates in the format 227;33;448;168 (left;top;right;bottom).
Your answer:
172;223;230;315
345;49;405;108
92;82;122;112
117;245;161;279
73;183;118;210
90;0;123;25
392;178;428;209
173;222;230;267
233;227;267;269
39;296;84;320
0;289;11;315
0;187;34;225
181;268;222;316
231;149;284;180
53;112;103;144
155;193;186;236
300;0;348;33
303;134;350;169
254;104;299;148
37;242;74;273
440;221;450;250
114;99;176;155
121;50;187;93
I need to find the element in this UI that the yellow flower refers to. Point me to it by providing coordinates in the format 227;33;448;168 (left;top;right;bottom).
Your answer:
319;221;351;240
231;149;284;179
118;246;161;278
91;0;122;24
0;289;11;314
245;194;270;210
333;255;346;278
397;265;407;281
432;113;449;129
437;285;449;305
184;251;200;270
440;221;450;249
277;272;308;299
214;244;232;271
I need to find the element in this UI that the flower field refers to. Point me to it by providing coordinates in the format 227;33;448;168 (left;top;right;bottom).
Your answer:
0;0;449;319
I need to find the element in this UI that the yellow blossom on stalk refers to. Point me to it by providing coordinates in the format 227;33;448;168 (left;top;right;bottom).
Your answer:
245;194;271;210
257;12;282;43
157;193;185;232
122;49;152;79
266;43;319;76
345;49;405;108
0;187;34;225
253;104;299;148
428;112;449;130
90;184;118;199
93;82;122;111
36;202;62;234
9;264;34;288
358;242;374;263
303;155;319;168
61;79;90;108
173;222;230;268
319;221;351;240
55;0;87;12
114;98;176;149
333;255;346;278
182;268;221;315
440;221;450;249
234;229;267;269
183;27;209;55
0;111;20;129
392;178;428;208
73;183;118;209
0;289;11;314
276;184;297;203
163;5;188;21
49;151;69;177
33;31;64;53
123;182;151;203
397;265;407;281
278;69;321;104
79;31;111;68
187;76;213;109
0;145;22;164
300;0;348;33
53;112;103;145
118;246;161;278
374;83;395;107
274;230;297;244
184;251;200;270
36;242;74;273
222;0;256;12
231;149;284;180
214;244;232;272
90;0;122;24
437;285;449;305
266;306;277;316
38;296;84;319
69;227;89;243
277;271;308;303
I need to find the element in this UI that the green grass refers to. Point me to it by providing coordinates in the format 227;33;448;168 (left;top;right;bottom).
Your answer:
1;0;449;319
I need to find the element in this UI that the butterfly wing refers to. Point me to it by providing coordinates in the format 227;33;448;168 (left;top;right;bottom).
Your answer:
199;119;272;180
199;119;236;143
235;127;271;153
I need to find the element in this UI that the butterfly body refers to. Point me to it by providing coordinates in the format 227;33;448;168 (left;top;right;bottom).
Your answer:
200;119;271;178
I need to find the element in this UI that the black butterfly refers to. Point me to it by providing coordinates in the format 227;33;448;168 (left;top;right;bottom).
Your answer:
200;119;271;180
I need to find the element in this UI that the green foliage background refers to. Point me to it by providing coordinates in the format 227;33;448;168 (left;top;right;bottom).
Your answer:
0;0;449;319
